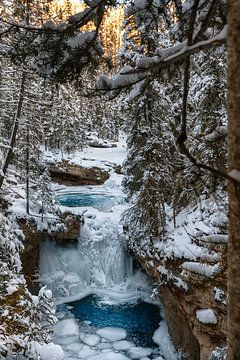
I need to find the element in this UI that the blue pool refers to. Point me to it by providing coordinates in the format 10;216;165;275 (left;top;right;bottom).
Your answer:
61;294;161;347
56;193;124;209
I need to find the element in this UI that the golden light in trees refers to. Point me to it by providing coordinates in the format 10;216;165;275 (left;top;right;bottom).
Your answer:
50;0;124;63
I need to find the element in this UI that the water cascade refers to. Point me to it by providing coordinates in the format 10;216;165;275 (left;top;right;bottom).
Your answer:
39;190;178;360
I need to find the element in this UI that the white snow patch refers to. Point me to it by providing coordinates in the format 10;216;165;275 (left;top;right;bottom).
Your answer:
128;346;152;359
153;321;178;360
54;318;79;337
96;327;127;341
35;342;64;360
87;352;130;360
181;262;220;277
113;340;134;351
6;286;18;295
82;334;101;347
78;345;98;358
196;309;217;324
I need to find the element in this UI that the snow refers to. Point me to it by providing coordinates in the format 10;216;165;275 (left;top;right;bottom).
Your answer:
181;262;220;278
6;285;18;295
87;353;130;360
113;340;134;351
54;319;79;337
128;347;152;359
35;342;64;360
96;327;127;341
196;309;217;325
78;345;98;358
214;287;226;305
152;321;178;360
82;334;101;347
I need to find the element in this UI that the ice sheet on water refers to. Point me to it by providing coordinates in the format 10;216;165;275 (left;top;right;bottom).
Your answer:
96;327;127;341
34;343;64;360
113;340;134;351
78;345;98;358
82;334;101;346
128;346;152;359
97;343;113;349
65;342;83;352
54;336;79;346
87;352;131;360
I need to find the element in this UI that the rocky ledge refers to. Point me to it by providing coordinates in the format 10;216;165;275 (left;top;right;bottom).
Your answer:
49;161;110;186
19;213;82;292
136;238;227;360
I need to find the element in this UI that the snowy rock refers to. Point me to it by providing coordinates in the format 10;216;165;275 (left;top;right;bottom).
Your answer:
82;334;101;346
65;342;83;352
97;342;113;349
54;336;79;346
87;352;130;360
54;318;79;337
35;343;64;360
196;309;217;325
78;345;98;358
6;285;18;295
113;340;134;351
96;327;127;341
128;347;152;359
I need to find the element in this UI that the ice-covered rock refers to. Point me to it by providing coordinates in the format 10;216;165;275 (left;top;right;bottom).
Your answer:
87;352;130;360
35;342;64;360
54;335;78;346
128;347;152;359
78;344;98;358
113;340;134;351
97;342;113;349
96;327;127;341
65;342;83;352
54;318;79;337
82;333;101;346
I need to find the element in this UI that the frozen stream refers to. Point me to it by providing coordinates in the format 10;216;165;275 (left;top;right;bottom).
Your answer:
39;185;178;360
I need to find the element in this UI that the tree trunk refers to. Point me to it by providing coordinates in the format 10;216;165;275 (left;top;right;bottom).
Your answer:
26;125;30;215
227;2;240;359
0;71;26;190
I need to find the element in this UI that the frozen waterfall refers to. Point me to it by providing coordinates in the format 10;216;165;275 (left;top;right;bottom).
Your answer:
39;202;137;299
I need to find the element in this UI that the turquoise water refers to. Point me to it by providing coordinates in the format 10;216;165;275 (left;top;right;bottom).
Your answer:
60;294;161;347
56;193;124;209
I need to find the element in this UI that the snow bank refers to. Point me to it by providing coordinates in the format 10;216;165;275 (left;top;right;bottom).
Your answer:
35;342;64;360
153;321;178;360
128;346;152;359
54;318;79;337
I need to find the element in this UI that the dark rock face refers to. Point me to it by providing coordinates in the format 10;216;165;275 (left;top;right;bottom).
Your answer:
49;161;110;185
19;213;82;292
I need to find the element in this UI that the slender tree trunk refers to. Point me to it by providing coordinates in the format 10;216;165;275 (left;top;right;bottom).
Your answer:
26;125;30;215
0;71;26;190
227;2;240;359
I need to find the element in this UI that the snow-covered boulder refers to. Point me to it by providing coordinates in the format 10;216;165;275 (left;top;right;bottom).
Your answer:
54;318;79;337
96;327;127;341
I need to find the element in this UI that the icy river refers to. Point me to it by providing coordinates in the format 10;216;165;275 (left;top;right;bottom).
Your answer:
39;176;178;360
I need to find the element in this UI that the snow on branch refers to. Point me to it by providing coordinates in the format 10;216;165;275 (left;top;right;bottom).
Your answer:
182;261;220;277
131;25;227;73
97;26;227;91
